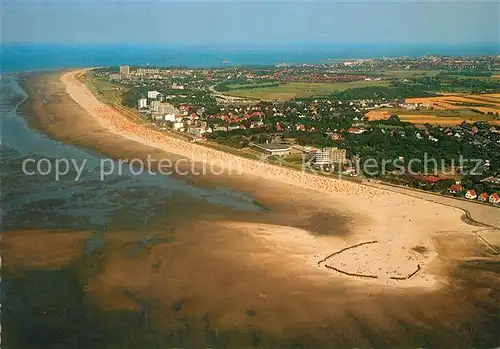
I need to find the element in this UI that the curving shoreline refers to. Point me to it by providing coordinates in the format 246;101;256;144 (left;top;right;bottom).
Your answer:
55;69;500;288
61;69;389;200
16;68;500;291
7;68;500;347
62;69;500;228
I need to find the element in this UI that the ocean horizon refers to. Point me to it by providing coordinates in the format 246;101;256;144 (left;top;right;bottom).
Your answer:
2;42;499;74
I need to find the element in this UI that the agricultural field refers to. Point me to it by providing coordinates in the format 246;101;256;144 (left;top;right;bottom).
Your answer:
225;81;389;101
366;93;500;126
406;94;500;114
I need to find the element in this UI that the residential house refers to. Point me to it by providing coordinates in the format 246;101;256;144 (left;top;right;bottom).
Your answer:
331;132;344;141
448;184;464;194
347;127;366;134
481;176;500;185
478;192;489;202
465;189;477;200
489;193;500;204
420;176;442;185
342;165;357;176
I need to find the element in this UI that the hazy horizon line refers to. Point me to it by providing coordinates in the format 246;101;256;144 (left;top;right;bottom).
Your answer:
3;41;499;48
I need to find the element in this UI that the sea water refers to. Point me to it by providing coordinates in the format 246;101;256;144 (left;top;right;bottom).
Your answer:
0;75;262;231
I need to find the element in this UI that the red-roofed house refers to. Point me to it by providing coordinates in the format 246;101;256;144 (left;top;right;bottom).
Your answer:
478;192;489;202
331;133;344;141
424;176;442;184
489;193;500;204
348;127;366;134
465;189;477;200
448;184;464;194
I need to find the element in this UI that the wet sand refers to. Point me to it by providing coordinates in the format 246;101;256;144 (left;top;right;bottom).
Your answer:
4;70;500;348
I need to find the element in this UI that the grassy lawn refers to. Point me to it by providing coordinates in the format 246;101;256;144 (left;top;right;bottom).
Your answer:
225;81;389;101
82;74;147;123
81;75;123;104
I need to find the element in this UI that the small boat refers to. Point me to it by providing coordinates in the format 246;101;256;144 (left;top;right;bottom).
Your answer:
222;59;230;64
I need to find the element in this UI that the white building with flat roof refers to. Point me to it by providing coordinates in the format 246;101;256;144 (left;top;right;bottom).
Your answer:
147;90;162;99
138;98;148;109
164;113;176;122
313;147;347;166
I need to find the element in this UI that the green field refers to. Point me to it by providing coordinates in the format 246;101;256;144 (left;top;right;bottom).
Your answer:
82;73;147;123
225;81;389;101
81;74;125;105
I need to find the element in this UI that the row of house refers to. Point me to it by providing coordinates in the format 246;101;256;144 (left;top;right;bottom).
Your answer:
449;184;500;204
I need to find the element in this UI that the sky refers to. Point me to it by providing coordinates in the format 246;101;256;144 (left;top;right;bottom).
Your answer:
3;0;499;46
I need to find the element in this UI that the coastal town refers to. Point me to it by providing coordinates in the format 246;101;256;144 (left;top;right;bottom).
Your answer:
5;0;500;347
87;57;500;205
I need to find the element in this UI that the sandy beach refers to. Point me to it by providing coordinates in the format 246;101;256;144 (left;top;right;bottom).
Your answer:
7;69;500;347
18;69;495;287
